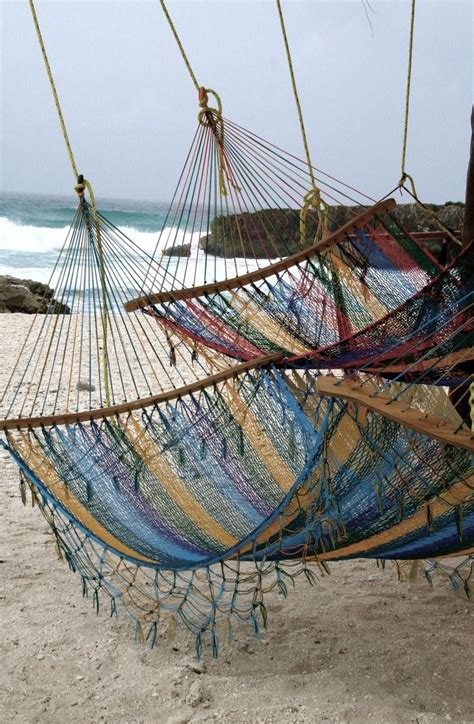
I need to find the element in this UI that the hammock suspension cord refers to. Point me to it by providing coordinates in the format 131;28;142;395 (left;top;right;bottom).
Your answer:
157;0;234;195
28;0;112;404
275;0;328;241
397;0;460;246
399;0;416;191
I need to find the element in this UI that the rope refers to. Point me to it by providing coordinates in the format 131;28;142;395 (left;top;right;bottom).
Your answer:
397;0;461;247
275;0;328;241
158;0;200;91
28;0;78;179
399;0;416;185
156;1;236;197
76;178;112;407
29;0;111;405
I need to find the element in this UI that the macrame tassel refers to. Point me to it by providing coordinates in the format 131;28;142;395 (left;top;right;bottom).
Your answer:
19;471;27;506
166;332;176;367
211;627;219;658
408;560;419;583
54;535;64;562
135;620;145;644
191;344;198;363
30;484;39;508
195;632;203;660
110;597;117;618
317;560;330;576
256;601;268;631
167;616;177;640
92;588;100;614
169;346;176;367
303;566;317;586
147;621;158;648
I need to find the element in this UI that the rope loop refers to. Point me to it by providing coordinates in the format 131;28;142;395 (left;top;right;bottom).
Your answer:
197;87;240;197
197;87;223;128
300;187;330;245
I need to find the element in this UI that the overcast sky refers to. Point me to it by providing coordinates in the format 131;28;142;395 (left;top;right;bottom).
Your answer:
1;0;472;203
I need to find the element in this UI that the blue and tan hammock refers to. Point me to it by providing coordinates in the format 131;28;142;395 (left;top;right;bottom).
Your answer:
2;0;471;655
2;194;472;650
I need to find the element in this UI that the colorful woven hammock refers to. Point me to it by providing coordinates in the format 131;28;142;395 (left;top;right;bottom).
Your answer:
1;196;472;651
123;115;471;385
3;0;471;656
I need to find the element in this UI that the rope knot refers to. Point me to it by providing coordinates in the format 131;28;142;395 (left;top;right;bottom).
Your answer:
300;187;329;245
197;86;223;128
75;174;86;197
197;87;239;197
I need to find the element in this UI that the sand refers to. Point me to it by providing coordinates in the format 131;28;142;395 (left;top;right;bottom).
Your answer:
1;314;473;724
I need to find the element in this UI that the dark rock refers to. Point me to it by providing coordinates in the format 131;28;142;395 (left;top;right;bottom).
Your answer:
0;276;70;314
161;243;191;257
199;202;464;260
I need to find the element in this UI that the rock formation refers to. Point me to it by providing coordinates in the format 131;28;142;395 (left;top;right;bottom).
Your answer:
0;276;70;314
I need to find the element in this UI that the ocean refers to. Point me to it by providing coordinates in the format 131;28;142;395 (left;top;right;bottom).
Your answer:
0;191;262;299
0;191;174;285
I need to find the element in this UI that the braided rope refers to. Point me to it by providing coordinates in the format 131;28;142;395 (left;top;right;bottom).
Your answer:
28;0;79;179
397;0;461;247
29;0;111;405
275;0;328;242
158;0;200;91
75;178;112;407
400;0;416;184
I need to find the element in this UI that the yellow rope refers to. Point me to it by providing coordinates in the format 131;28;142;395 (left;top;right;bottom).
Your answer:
75;179;112;407
275;0;328;242
156;1;236;197
198;87;240;196
28;0;78;179
29;0;111;406
158;0;200;91
399;0;416;185
397;0;461;247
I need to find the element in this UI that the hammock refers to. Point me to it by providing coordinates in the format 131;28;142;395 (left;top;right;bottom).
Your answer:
123;115;471;383
1;197;472;650
2;0;471;654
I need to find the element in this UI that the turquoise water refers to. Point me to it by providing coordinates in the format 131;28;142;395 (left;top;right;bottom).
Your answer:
0;192;172;283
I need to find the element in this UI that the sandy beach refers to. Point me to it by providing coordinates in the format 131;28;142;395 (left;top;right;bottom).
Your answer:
1;314;473;724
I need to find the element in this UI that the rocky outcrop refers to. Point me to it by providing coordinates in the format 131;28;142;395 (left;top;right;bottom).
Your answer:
199;202;464;259
161;243;191;257
0;276;70;314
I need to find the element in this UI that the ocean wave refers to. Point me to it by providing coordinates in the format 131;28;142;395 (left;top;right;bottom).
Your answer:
0;215;205;256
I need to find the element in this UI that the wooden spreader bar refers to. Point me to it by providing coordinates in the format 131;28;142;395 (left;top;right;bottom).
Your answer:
124;199;397;312
317;375;474;452
0;353;283;432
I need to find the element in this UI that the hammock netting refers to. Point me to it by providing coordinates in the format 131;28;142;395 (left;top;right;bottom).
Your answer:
1;115;473;654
